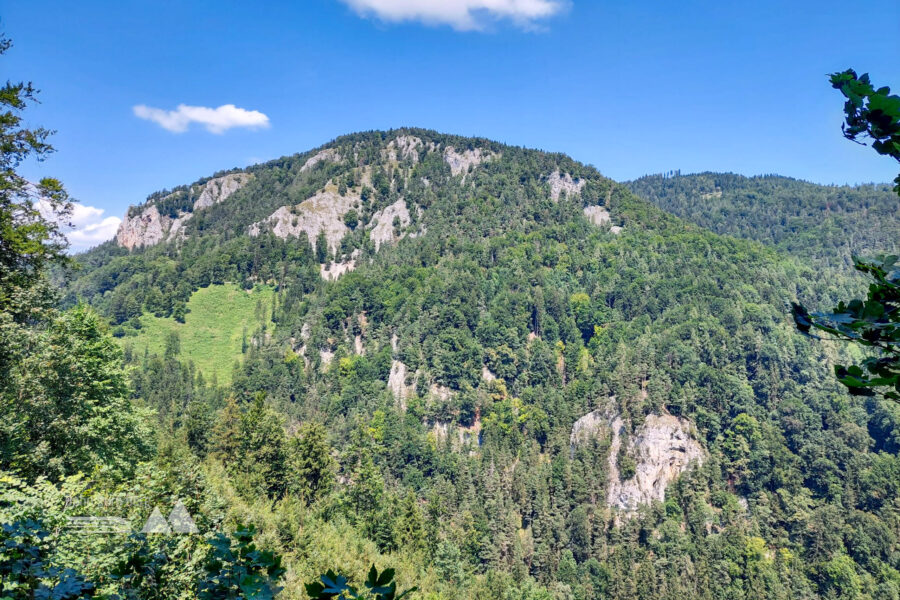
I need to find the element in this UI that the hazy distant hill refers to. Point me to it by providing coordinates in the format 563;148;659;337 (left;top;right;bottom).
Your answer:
628;172;899;269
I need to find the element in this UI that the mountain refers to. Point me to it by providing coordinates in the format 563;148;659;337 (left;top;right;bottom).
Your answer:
64;129;900;599
627;172;900;269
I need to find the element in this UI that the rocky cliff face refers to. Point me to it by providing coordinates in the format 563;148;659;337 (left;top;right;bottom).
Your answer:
570;409;609;447
115;135;610;255
116;204;169;250
300;148;342;172
571;409;705;514
193;173;252;210
431;419;482;450
388;360;416;409
320;257;358;281
248;184;360;253
548;170;585;201
607;414;705;512
116;173;252;250
251;171;417;271
444;146;496;176
383;135;431;163
369;199;411;250
582;205;611;226
583;206;622;233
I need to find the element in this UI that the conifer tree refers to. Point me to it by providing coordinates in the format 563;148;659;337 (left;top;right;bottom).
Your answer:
287;421;335;504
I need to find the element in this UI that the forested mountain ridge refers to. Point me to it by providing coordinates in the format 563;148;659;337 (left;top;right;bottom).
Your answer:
53;129;900;599
627;172;900;269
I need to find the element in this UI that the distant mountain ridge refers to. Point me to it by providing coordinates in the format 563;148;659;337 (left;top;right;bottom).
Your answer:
627;171;899;268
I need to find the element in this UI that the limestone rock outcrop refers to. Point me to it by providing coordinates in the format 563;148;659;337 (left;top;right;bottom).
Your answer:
369;199;411;249
444;147;495;176
193;173;252;210
583;205;611;226
116;204;169;250
383;135;428;163
610;414;704;512
571;410;705;514
388;360;416;407
248;186;360;253
320;258;357;281
432;420;482;449
116;172;251;250
548;170;585;201
300;149;341;172
570;409;609;447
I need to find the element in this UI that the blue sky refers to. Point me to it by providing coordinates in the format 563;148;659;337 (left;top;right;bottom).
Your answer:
5;0;899;249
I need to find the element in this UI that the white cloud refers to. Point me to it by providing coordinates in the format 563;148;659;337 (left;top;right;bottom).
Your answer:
38;199;121;253
133;103;270;134
338;0;567;30
67;215;121;252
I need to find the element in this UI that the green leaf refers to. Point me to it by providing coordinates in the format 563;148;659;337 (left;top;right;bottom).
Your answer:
376;568;395;587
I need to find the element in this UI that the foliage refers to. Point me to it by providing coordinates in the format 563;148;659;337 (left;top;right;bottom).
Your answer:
58;126;900;599
304;565;416;600
793;71;900;401
0;35;70;313
831;69;900;192
121;283;275;385
794;254;900;399
287;422;335;505
0;36;151;482
196;525;285;600
1;303;154;480
0;53;889;597
0;34;296;600
0;521;97;599
627;172;898;270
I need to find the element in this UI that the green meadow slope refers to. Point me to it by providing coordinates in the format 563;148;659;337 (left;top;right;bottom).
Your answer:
121;283;274;385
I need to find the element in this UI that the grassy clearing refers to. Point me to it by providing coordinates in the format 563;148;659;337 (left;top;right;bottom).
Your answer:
123;283;274;385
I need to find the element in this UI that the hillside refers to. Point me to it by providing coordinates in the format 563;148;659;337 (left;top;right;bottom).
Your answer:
119;283;274;385
627;172;900;269
63;129;900;599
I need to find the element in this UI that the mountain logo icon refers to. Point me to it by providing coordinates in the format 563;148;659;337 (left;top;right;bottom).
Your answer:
140;500;198;534
167;500;199;534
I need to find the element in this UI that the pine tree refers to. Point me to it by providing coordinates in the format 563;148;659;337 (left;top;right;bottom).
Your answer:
239;392;288;497
396;491;427;553
315;231;329;263
211;397;243;464
286;421;335;504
